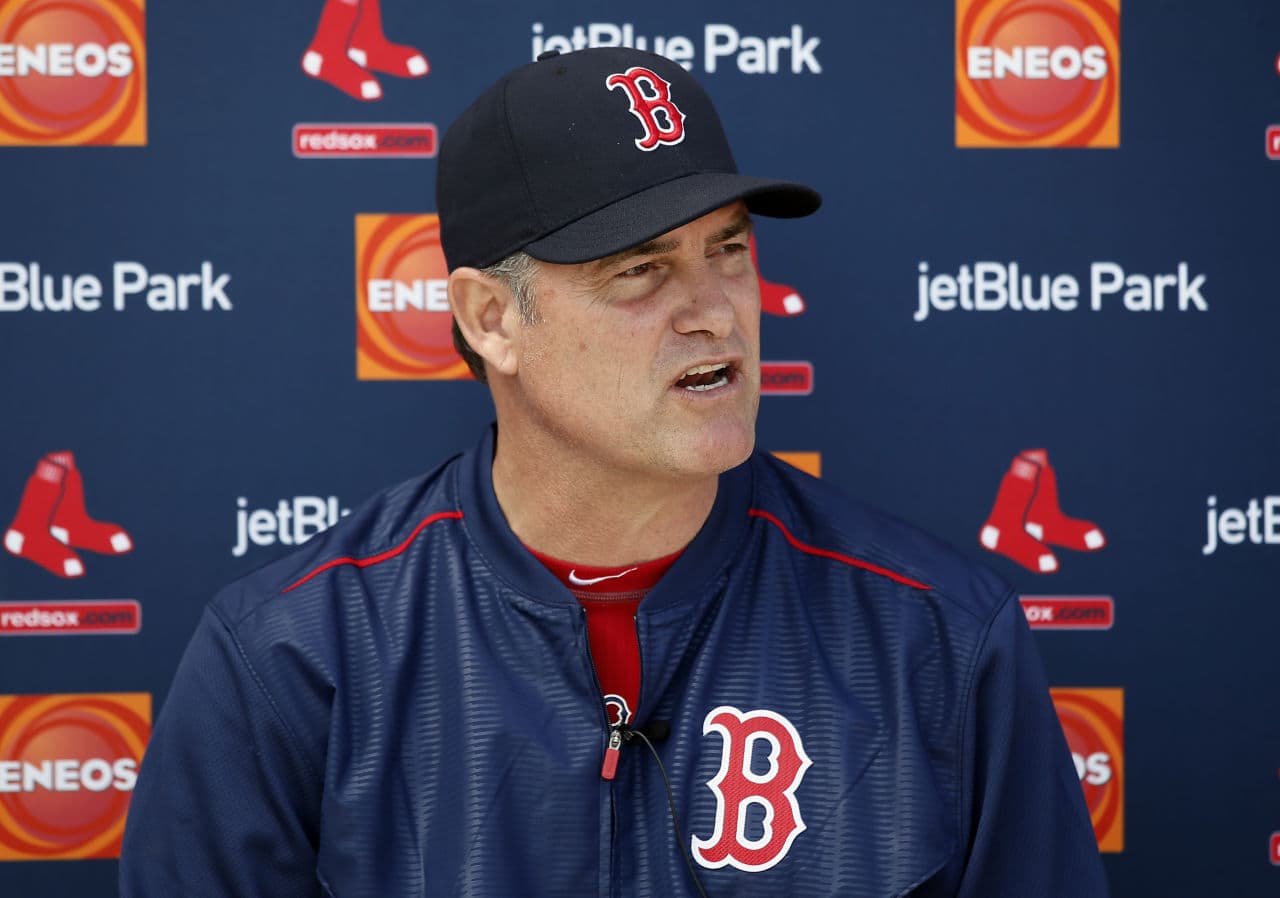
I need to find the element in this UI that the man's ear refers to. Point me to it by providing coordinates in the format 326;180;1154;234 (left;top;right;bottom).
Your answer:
448;268;520;378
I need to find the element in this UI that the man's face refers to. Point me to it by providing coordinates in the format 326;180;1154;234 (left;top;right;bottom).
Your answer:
509;201;762;481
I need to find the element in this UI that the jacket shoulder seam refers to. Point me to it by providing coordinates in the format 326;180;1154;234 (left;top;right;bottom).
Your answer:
749;507;933;591
208;602;323;788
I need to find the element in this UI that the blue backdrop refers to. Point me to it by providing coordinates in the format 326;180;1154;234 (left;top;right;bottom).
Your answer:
2;0;1278;894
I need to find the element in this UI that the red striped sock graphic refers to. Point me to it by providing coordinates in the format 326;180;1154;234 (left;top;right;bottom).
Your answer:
302;0;383;100
4;458;85;578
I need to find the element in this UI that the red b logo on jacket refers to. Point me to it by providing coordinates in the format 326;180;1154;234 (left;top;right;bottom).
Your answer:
605;66;686;151
692;706;812;872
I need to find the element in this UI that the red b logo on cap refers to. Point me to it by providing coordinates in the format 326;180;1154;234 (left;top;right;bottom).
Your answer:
605;66;685;151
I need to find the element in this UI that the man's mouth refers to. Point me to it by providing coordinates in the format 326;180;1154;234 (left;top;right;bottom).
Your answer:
676;362;733;392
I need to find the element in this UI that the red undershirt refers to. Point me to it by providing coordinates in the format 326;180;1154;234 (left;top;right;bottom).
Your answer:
525;545;683;727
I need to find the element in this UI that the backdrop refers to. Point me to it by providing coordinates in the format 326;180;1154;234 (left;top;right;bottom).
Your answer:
2;0;1278;894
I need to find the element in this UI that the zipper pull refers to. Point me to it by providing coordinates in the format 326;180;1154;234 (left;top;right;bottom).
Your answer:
600;726;624;781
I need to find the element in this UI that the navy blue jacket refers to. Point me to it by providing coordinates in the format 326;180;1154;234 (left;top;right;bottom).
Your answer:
120;426;1109;897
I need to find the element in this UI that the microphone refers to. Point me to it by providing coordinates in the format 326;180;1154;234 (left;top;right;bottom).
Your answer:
639;720;671;743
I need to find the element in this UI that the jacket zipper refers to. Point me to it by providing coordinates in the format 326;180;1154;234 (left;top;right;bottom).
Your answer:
601;725;624;780
582;606;649;896
578;606;618;898
602;610;647;780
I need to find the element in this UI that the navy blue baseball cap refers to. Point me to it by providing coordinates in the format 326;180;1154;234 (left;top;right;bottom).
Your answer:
437;47;821;271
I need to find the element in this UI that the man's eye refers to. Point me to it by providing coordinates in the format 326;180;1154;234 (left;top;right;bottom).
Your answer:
717;241;750;256
618;262;654;278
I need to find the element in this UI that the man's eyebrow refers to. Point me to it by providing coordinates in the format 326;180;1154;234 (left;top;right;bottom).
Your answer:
588;237;680;274
705;214;754;247
586;213;754;275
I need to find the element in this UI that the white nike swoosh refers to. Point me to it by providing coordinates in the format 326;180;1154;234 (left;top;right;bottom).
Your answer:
568;567;638;586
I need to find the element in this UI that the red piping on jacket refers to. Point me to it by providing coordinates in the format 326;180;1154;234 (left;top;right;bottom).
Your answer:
282;510;465;593
748;508;932;591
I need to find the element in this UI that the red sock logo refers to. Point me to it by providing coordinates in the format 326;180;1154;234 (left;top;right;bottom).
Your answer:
753;235;806;317
4;453;133;579
979;449;1105;574
301;0;428;102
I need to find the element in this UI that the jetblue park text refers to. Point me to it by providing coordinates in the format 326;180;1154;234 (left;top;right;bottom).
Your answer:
0;262;232;312
233;496;350;558
914;262;1207;322
531;22;821;74
1202;495;1280;555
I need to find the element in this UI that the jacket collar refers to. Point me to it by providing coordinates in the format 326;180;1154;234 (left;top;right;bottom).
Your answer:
455;423;755;615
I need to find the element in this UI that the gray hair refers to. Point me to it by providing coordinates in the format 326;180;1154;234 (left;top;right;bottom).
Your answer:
451;251;539;383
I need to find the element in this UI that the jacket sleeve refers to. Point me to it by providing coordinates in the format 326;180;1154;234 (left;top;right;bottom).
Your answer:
119;604;325;898
954;592;1111;898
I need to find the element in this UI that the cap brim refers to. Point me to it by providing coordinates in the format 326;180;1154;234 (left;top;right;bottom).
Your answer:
522;172;820;265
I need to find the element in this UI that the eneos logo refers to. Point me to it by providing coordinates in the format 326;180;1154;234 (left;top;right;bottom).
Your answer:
956;0;1119;147
0;0;145;146
0;693;150;860
356;214;471;381
772;452;821;478
1051;688;1123;852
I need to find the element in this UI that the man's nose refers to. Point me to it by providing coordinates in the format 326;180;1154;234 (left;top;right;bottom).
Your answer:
670;265;745;339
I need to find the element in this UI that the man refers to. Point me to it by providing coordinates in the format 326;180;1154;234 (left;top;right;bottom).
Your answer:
120;47;1109;897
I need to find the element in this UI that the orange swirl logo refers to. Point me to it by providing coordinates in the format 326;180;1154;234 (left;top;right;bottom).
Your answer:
956;0;1119;147
771;452;821;478
0;0;145;146
0;692;150;860
356;213;472;381
1052;687;1123;852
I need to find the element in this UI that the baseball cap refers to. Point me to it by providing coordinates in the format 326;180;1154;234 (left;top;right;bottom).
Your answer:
437;47;821;271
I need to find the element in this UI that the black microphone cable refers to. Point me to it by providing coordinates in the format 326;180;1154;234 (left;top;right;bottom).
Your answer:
623;722;712;898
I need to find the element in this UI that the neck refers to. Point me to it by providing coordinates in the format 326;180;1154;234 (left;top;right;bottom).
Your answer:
490;428;718;566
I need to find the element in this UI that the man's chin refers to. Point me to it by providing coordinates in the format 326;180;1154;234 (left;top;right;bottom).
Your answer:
677;424;756;478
